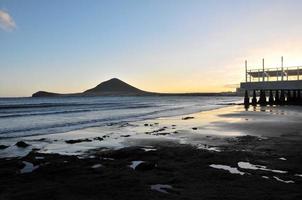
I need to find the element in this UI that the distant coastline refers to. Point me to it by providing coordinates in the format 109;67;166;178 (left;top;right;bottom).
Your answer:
32;78;237;97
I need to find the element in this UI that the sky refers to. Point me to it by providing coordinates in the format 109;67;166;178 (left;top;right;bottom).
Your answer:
1;0;302;97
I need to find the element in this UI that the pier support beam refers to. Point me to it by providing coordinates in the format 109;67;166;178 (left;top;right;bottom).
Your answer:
269;90;274;105
286;90;292;104
258;90;267;106
298;90;301;105
275;90;280;105
280;90;285;105
244;90;249;106
293;90;297;104
252;90;257;106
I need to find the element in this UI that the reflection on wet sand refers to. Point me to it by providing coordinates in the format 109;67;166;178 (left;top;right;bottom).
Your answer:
1;105;302;157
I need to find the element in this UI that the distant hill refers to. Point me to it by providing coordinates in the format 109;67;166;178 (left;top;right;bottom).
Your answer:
83;78;148;95
32;91;63;97
32;78;151;97
32;78;236;97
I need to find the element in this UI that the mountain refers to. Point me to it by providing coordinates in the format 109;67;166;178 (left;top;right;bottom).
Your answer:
83;78;148;95
32;78;150;97
32;91;63;97
32;78;234;97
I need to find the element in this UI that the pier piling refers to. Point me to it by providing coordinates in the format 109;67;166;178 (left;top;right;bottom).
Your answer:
275;90;280;104
252;90;257;106
244;90;249;105
297;90;302;105
293;90;297;104
269;90;274;105
258;90;267;106
280;90;285;105
286;90;292;104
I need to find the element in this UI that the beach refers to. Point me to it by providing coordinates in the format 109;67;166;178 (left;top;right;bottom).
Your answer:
1;104;302;200
2;1;302;199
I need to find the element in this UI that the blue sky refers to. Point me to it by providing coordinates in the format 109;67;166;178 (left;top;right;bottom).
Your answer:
1;0;302;96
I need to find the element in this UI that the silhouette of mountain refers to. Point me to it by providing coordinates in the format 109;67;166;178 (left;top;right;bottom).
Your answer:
32;78;150;97
83;78;147;95
32;78;232;97
32;91;63;97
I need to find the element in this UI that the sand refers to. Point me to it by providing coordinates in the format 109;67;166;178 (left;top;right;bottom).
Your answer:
0;105;302;199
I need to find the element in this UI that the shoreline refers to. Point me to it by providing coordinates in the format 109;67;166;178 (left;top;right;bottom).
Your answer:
1;105;302;199
1;104;302;157
0;97;240;140
0;103;240;157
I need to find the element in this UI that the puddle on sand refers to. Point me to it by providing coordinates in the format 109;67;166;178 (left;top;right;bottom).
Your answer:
102;157;114;161
129;161;144;170
151;184;173;194
141;147;157;152
20;161;39;174
91;164;102;169
209;164;245;175
197;144;221;152
238;162;287;174
273;176;295;184
142;148;157;152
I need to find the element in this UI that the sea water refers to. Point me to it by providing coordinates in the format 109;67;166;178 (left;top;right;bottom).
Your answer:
0;96;240;139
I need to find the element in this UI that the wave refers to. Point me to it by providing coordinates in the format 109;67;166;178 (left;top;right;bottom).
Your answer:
0;106;186;138
0;104;154;119
0;103;215;138
0;96;241;139
0;102;146;110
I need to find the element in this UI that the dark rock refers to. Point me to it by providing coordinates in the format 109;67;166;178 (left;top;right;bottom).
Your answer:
65;139;92;144
154;132;170;136
94;137;104;141
135;161;156;171
0;145;9;150
144;124;149;126
15;141;30;148
182;117;194;120
192;127;198;130
157;128;166;132
121;135;130;137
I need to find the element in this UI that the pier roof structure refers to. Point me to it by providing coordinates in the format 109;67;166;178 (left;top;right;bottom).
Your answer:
240;58;302;90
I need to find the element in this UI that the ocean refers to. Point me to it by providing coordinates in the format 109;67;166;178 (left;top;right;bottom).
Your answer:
0;96;241;139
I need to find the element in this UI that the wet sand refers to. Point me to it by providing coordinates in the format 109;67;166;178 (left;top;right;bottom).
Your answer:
0;105;302;199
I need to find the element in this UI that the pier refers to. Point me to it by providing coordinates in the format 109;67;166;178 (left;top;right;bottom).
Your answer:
240;57;302;106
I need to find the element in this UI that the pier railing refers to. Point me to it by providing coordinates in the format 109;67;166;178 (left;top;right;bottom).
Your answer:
246;66;302;82
241;58;302;106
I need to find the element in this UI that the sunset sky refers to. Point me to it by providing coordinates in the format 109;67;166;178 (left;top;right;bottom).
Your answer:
1;0;302;97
